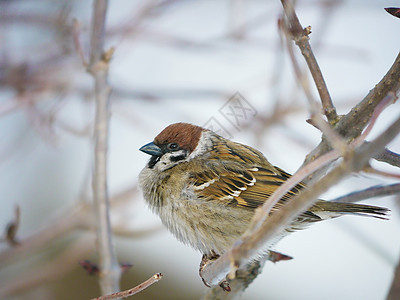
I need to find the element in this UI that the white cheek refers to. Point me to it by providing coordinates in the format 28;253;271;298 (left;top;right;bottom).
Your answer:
152;153;182;172
154;155;170;171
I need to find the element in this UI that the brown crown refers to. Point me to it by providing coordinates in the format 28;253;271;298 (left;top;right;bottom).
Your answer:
154;123;204;153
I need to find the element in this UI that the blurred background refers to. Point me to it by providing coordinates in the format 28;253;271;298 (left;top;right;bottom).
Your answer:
0;0;399;299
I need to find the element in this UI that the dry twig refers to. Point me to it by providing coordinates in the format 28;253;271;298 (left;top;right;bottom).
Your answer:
332;183;400;204
91;273;163;300
281;0;337;123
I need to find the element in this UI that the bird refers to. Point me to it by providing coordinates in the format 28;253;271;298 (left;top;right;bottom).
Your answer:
138;122;388;285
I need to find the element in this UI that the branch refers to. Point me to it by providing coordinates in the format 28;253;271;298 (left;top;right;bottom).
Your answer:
281;0;337;123
374;148;400;168
352;92;397;147
202;259;264;300
304;52;400;170
72;18;88;67
91;273;163;300
331;183;400;203
201;250;292;299
88;0;121;295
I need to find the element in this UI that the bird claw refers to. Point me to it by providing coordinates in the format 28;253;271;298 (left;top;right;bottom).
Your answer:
219;280;231;292
199;251;225;289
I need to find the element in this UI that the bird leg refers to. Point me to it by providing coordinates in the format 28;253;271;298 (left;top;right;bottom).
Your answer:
199;250;231;292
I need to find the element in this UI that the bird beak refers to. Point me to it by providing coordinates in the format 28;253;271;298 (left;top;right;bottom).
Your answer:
140;142;162;156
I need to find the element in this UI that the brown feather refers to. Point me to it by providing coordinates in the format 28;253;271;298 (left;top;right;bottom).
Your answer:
154;122;202;152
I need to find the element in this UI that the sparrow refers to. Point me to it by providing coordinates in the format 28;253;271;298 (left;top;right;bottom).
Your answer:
139;122;388;283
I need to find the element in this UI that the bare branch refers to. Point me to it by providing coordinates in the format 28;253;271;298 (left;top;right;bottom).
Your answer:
91;273;163;300
305;52;400;169
353;92;398;147
281;0;337;123
88;0;121;295
332;183;400;203
201;251;292;299
202;260;264;300
364;167;400;180
374;148;400;168
72;18;88;67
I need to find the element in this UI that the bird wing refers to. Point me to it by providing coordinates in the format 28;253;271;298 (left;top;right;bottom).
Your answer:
191;164;321;221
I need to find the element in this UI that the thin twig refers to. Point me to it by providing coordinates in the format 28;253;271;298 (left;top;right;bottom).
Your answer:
353;92;398;147
72;18;88;67
280;16;316;106
332;183;400;203
91;273;163;300
88;0;121;295
363;167;400;180
310;113;347;152
374;148;400;168
281;0;337;123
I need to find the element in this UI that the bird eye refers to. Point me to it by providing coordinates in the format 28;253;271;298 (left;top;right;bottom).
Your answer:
167;143;179;151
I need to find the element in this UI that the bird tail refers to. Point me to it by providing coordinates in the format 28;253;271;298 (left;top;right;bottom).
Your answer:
310;201;390;220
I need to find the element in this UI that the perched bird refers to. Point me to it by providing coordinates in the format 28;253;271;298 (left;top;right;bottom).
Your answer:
139;122;388;283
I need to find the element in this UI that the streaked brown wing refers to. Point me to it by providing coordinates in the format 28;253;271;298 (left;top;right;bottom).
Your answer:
192;165;320;221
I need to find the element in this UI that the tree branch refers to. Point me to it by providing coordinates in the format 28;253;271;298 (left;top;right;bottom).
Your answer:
92;273;163;300
202;259;264;300
374;148;400;168
281;0;337;123
304;52;400;171
88;0;121;295
331;183;400;203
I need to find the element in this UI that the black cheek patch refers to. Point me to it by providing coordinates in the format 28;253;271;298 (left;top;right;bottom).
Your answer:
148;156;160;169
170;154;187;162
